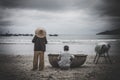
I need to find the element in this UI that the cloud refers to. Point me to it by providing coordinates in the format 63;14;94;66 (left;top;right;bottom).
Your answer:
0;0;98;27
0;0;97;11
95;0;120;29
0;8;108;34
0;8;12;27
0;20;11;26
0;0;115;34
95;0;120;17
0;0;25;8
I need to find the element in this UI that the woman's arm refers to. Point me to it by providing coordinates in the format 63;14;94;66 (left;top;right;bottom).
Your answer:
57;54;61;61
44;37;48;44
32;35;37;43
71;55;75;59
70;55;75;61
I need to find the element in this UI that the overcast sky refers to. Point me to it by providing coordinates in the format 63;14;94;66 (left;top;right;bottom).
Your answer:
0;0;120;35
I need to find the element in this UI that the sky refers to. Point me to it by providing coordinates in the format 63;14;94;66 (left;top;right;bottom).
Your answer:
0;0;120;35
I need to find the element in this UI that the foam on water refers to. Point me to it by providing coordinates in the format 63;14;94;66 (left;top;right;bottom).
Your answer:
0;36;119;44
0;35;119;55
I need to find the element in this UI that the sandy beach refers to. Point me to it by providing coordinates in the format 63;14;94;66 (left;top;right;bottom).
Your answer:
0;53;120;80
0;36;120;80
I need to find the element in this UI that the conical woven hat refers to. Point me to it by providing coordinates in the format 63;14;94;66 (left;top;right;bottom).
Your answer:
35;27;46;38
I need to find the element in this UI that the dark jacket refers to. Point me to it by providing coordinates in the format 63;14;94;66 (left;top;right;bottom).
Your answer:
32;35;47;51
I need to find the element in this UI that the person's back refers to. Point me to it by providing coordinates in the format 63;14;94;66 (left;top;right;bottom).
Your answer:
32;28;47;71
32;35;47;51
58;45;74;70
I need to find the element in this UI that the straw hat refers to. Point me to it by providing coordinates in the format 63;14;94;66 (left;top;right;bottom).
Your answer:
35;27;46;38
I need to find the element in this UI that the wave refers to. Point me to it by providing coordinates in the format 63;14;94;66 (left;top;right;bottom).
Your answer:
0;39;119;44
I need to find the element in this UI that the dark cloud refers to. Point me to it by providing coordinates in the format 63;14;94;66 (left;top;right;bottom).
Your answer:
0;0;119;31
0;20;11;26
0;0;23;28
0;0;96;11
96;0;120;17
0;0;25;8
0;0;98;29
95;0;120;29
0;0;69;11
0;8;12;28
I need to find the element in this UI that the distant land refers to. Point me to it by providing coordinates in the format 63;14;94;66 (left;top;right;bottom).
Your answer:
0;33;33;36
49;34;58;36
0;33;60;37
97;28;120;35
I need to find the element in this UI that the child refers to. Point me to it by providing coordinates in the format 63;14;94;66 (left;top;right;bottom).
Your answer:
58;45;74;70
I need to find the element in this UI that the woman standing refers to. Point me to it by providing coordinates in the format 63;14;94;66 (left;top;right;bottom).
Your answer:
32;27;47;71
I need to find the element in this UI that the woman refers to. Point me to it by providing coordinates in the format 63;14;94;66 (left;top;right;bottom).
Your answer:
32;27;47;71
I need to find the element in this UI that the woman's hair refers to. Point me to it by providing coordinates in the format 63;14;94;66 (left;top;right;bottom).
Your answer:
64;45;69;51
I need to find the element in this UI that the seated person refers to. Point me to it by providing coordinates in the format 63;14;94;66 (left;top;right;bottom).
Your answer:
58;45;74;70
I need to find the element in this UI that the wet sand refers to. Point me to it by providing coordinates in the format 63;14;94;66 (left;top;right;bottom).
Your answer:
0;54;120;80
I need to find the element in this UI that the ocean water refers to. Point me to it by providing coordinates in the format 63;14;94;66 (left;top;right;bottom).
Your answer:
0;34;119;55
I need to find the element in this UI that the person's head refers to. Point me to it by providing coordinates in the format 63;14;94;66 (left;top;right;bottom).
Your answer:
35;27;46;38
64;45;69;51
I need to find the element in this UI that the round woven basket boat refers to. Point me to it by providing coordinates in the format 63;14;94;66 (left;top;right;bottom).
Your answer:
48;54;87;68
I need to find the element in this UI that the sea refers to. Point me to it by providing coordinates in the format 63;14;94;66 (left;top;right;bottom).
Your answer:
0;34;120;55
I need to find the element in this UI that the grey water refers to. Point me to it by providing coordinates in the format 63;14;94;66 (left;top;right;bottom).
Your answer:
0;34;119;55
